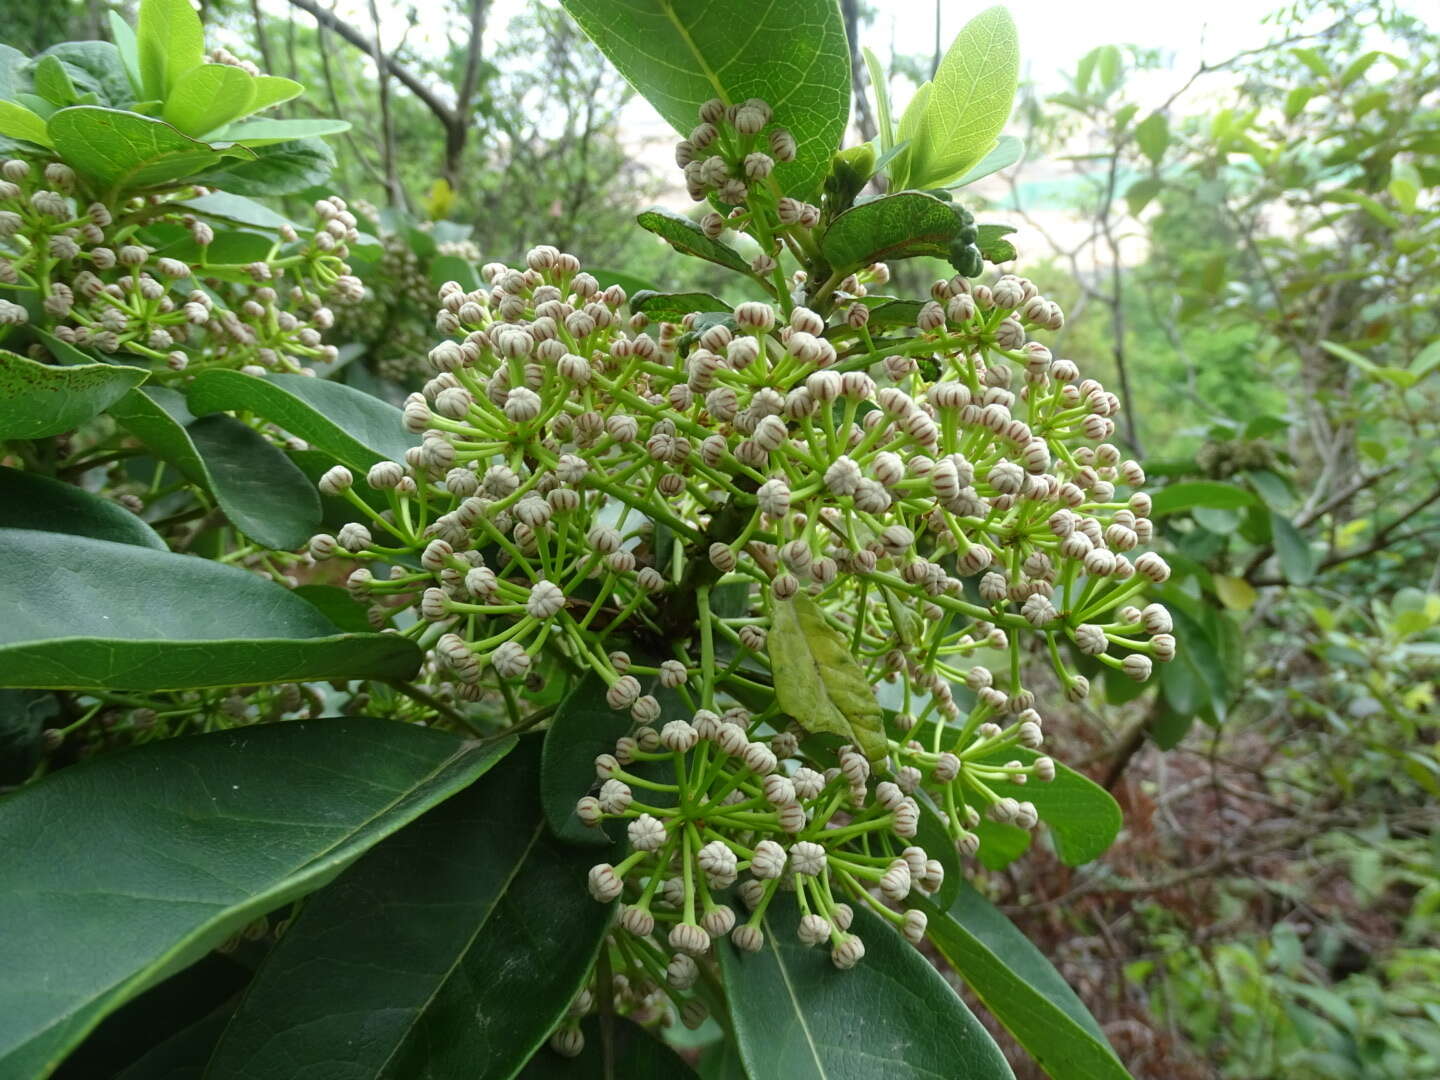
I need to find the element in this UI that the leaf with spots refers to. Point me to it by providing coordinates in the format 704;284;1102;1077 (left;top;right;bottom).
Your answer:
0;349;146;439
560;0;851;200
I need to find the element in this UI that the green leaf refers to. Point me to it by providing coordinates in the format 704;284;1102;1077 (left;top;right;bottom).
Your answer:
0;466;166;550
541;673;633;846
206;116;351;146
161;63;256;137
108;12;144;98
177;190;292;231
291;583;373;634
862;46;893;156
1285;86;1316;121
559;0;849;200
47;106;251;193
630;290;732;322
186;413;322;549
186;370;419;471
114;1005;234;1080
0;100;54;148
636;207;751;275
107;385;207;482
1319;339;1417;388
905;7;1020;189
586;267;661;297
1291;47;1330;79
136;0;205;100
245;74;304;112
0;528;420;690
1269;511;1315;585
0;349;146;439
1150;705;1194;751
946;133;1024;188
519;1017;696;1077
970;746;1122;865
206;738;615;1080
1133;111;1169;166
819;191;964;272
41;41;139;108
32;55;78;106
915;883;1128;1080
1125;176;1162;216
1149;480;1257;516
195;137;336;196
769;593;886;761
976;222;1018;263
720;900;1014;1079
1411;339;1440;380
0;718;509;1079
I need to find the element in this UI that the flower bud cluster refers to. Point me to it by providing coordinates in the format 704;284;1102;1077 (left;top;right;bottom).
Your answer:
0;159;354;378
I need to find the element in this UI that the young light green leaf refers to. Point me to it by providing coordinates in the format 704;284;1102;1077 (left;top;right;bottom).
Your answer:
862;46;894;155
819;190;965;272
0;528;421;690
0;718;508;1079
720;901;1015;1079
636;208;752;276
32;55;79;106
186;369;419;471
0;466;166;550
246;74;304;112
206;738;615;1080
136;0;206;100
769;593;887;761
161;62;256;137
0;100;53;148
914;884;1129;1080
0;349;147;438
1134;111;1169;165
107;11;144;97
946;133;1024;188
559;0;850;200
977;222;1018;263
1125;176;1162;216
47;106;253;193
1411;339;1440;380
205;116;352;146
906;6;1020;189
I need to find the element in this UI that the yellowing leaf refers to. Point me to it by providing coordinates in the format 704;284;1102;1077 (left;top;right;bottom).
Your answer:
769;594;887;762
1214;575;1257;611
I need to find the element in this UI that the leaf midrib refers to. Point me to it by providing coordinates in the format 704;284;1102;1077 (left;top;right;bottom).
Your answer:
761;915;827;1079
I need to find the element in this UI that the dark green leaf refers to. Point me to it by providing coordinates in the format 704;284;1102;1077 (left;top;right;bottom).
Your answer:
291;584;373;634
0;690;53;786
107;386;207;482
519;1017;696;1077
630;290;732;322
636;208;751;276
0;719;511;1079
720;900;1014;1079
186;413;321;550
0;349;146;438
207;738;615;1080
969;746;1122;865
114;1005;234;1080
186;369;418;471
429;253;480;292
541;672;633;845
560;0;849;199
0;466;166;549
47;107;250;193
769;594;887;761
196;138;335;197
914;796;960;910
915;883;1128;1080
1269;511;1315;585
1149;481;1257;516
974;817;1032;870
819;191;964;271
0;528;421;690
1150;705;1194;751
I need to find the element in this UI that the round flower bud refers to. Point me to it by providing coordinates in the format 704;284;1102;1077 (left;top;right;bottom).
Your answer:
628;813;667;851
832;934;866;969
659;659;688;688
587;863;623;902
750;839;787;879
669;922;710;957
797;914;831;946
527;580;565;619
902;909;929;945
731;924;765;953
1122;654;1153;681
789;841;826;876
607;675;641;710
491;640;532;679
619;905;655;937
660;719;698;753
702;905;736;937
318;465;353;495
667;952;699;989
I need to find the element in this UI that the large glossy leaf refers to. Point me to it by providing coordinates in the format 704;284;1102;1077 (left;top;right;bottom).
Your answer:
819;191;964;273
114;1005;234;1080
769;594;886;761
970;747;1121;866
107;386;207;482
897;7;1019;190
0;720;513;1080
0;466;166;550
195;137;335;196
636;208;751;276
46;107;251;193
161;63;256;138
560;0;849;199
915;885;1129;1080
0;350;146;439
0;528;421;690
206;738;614;1080
518;1017;696;1077
136;0;205;100
541;673;634;846
186;370;419;470
185;413;322;550
720;900;1014;1079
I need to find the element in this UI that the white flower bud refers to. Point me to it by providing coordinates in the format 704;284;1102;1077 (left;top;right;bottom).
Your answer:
660;719;698;753
789;841;826;876
318;465;353;495
669;922;710;957
628;813;667;851
750;839;787;879
587;863;623;902
731;924;765;952
832;934;865;969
